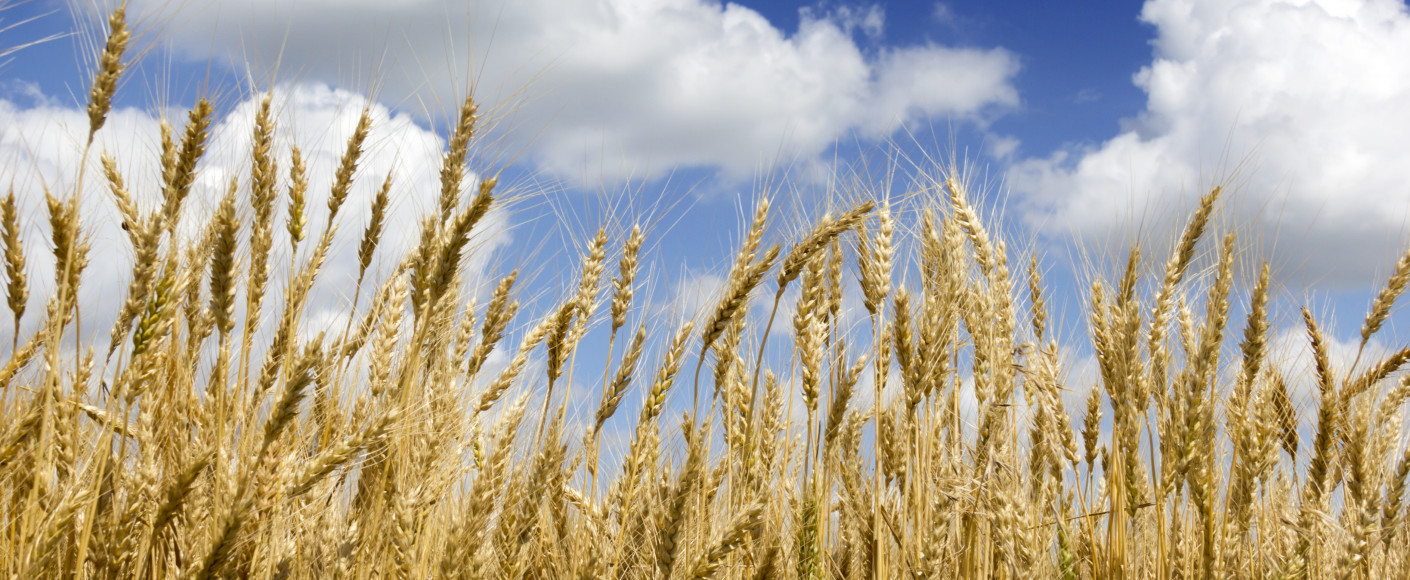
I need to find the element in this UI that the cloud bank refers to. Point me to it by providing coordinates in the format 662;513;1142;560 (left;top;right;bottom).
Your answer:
132;0;1019;182
1009;0;1410;287
0;82;509;345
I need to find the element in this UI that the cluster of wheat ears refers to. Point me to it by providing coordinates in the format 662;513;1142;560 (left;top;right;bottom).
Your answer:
4;5;1410;579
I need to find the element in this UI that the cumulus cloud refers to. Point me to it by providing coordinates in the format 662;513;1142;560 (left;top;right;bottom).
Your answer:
1008;0;1410;287
1264;320;1400;413
131;0;1018;182
0;82;510;348
664;271;725;327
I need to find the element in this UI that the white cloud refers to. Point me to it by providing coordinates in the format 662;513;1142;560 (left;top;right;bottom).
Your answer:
131;0;1018;182
1008;0;1410;287
986;133;1020;160
931;3;956;25
0;82;510;349
801;3;885;41
664;271;725;327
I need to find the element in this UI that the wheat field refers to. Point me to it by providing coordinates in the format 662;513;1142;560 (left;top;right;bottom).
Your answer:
3;5;1410;579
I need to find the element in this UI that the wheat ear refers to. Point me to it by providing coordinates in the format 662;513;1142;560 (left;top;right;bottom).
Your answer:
2;189;27;349
85;3;129;142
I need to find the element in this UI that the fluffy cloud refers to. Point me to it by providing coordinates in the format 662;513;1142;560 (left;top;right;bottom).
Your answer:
1009;0;1410;287
131;0;1018;182
0;82;510;347
665;271;726;327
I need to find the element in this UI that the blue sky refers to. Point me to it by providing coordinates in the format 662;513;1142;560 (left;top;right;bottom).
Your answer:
2;0;1409;411
746;0;1155;154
